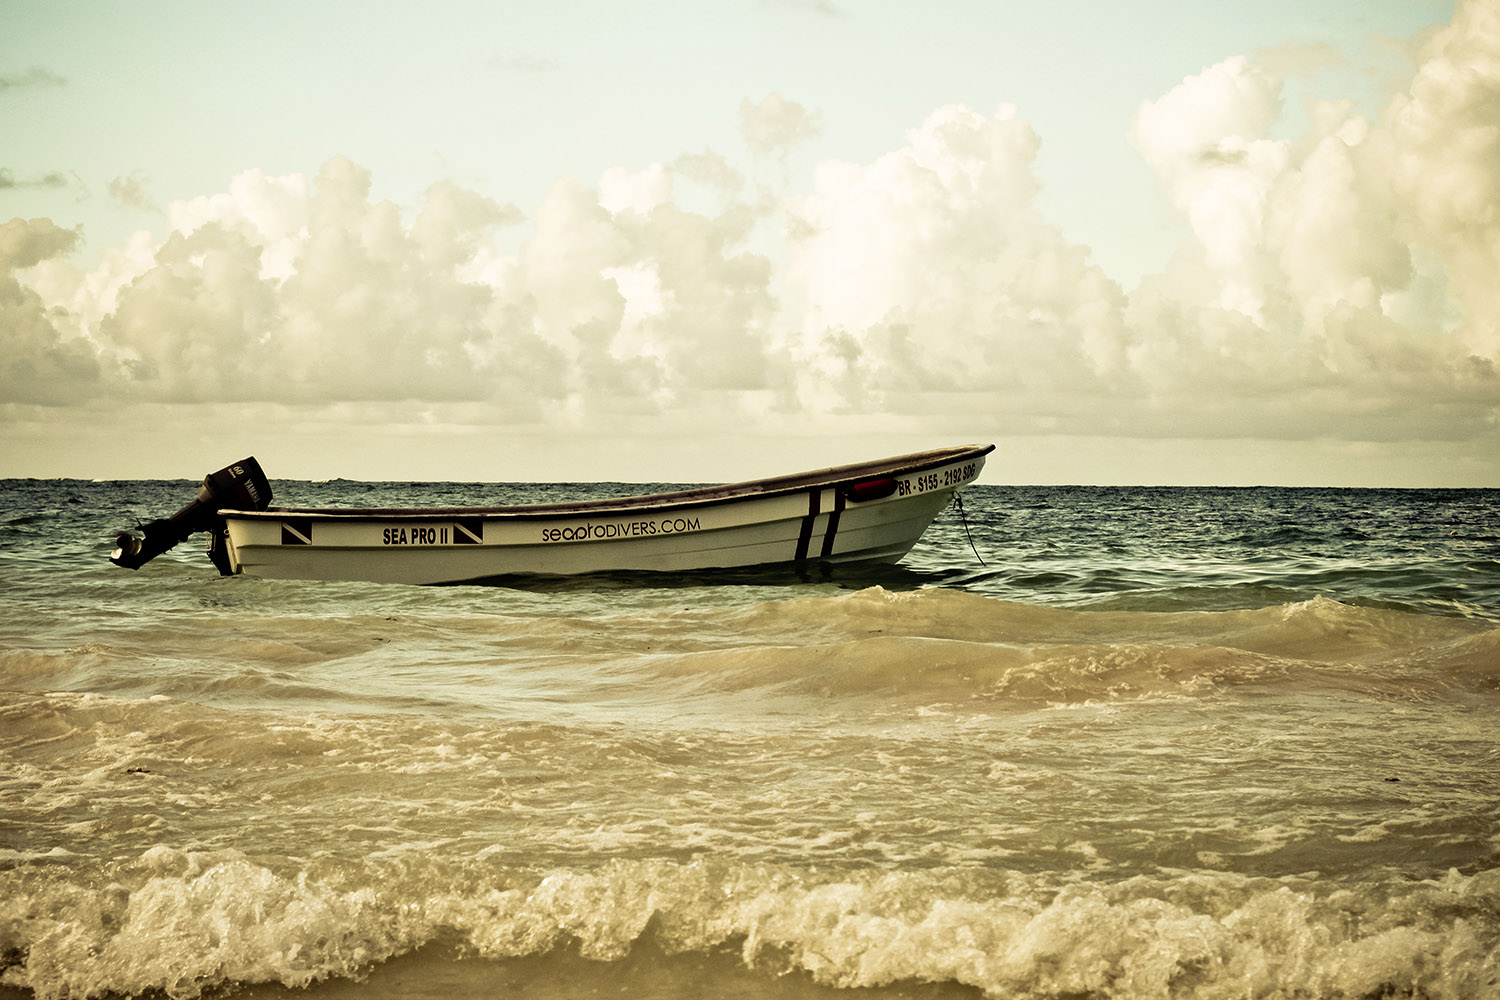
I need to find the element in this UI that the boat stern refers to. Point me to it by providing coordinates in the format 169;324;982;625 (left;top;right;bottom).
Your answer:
109;458;272;575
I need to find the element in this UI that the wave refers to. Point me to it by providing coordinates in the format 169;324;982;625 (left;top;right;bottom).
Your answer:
615;589;1500;707
4;589;1496;716
3;850;1497;999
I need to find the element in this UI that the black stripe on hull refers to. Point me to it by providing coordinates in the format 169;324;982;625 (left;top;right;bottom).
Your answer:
794;490;820;561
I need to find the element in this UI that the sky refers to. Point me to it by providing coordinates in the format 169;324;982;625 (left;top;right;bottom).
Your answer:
3;0;1497;486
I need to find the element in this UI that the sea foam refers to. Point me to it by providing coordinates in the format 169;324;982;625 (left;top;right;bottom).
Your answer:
5;852;1499;999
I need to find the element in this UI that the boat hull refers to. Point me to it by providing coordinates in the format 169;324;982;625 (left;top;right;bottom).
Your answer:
221;445;991;585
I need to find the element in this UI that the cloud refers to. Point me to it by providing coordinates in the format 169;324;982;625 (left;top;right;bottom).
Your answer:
0;219;96;403
108;173;161;213
1116;1;1500;440
0;168;69;191
8;155;778;420
6;0;1499;462
0;217;80;271
785;103;1126;421
1252;42;1346;80
91;156;552;406
598;164;673;216
1387;0;1500;356
670;150;746;202
779;0;1499;442
0;66;66;91
511;171;777;405
740;92;822;156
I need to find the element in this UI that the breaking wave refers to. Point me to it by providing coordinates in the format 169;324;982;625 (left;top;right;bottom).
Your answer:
5;850;1499;999
597;589;1500;709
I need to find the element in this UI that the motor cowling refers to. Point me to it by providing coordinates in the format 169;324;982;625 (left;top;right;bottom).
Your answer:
110;458;272;573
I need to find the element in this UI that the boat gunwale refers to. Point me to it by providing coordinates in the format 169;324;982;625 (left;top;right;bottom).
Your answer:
220;444;994;523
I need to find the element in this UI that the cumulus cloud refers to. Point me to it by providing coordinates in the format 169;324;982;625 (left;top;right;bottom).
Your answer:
785;103;1126;424
4;0;1499;458
0;218;79;271
5;155;778;422
1387;0;1500;356
1119;2;1500;439
740;92;822;156
93;156;556;406
108;173;161;213
776;1;1499;440
671;150;746;202
0;218;97;402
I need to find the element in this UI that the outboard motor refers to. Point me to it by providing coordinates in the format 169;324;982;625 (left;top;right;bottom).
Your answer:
110;458;272;574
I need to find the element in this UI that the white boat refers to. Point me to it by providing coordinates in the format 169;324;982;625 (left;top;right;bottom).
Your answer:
111;444;993;586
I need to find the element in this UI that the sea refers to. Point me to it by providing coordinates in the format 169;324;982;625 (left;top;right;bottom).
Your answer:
1;476;1498;1000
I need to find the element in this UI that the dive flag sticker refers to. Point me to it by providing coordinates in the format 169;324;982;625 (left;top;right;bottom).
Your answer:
281;518;313;545
454;518;483;544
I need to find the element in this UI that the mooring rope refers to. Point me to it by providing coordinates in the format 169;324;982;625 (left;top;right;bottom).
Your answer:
954;491;987;567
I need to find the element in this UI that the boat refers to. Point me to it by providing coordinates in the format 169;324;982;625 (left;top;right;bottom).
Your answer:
109;444;994;585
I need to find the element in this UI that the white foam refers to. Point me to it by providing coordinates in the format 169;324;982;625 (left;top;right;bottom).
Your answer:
7;855;1496;1000
4;855;419;999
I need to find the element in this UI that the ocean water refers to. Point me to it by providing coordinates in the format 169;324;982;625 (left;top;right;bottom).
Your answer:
2;477;1498;999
